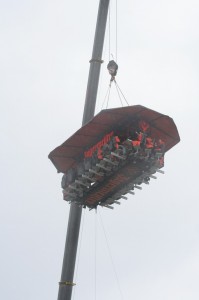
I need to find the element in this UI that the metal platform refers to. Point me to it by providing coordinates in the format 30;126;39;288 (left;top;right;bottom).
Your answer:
49;105;180;209
62;139;164;208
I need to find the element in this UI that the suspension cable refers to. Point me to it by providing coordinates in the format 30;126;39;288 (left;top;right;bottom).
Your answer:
114;80;124;107
114;80;129;106
108;0;118;62
102;79;129;109
106;81;112;108
101;82;111;110
101;1;129;110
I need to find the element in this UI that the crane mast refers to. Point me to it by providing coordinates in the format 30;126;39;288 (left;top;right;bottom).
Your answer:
57;1;110;299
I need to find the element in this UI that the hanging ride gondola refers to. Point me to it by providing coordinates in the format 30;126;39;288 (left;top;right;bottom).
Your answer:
49;105;180;209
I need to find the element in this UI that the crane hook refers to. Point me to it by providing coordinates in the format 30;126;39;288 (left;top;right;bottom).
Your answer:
107;60;118;81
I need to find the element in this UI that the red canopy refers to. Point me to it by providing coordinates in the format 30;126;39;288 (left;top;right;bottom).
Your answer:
48;105;180;173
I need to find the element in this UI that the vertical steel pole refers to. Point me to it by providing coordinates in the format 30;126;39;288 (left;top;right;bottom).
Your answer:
57;1;110;300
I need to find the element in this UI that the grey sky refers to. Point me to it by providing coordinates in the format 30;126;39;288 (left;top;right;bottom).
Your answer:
0;0;199;299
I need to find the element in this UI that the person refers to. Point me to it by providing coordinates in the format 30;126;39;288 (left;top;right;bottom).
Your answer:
156;138;165;152
113;136;120;150
131;138;141;154
102;143;111;157
97;147;103;160
61;168;76;189
145;137;154;149
84;157;92;172
139;120;150;133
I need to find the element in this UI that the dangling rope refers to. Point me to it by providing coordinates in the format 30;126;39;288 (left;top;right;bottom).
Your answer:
98;209;124;300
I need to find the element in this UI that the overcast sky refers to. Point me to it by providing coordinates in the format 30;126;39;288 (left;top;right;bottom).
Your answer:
1;0;199;299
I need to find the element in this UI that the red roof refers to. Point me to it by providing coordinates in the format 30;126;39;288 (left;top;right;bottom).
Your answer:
48;105;180;173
